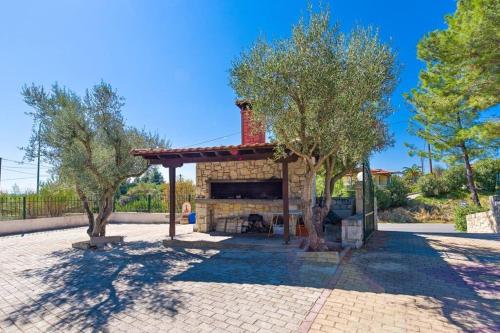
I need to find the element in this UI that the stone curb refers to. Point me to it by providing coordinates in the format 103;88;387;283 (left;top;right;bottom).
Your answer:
162;238;303;251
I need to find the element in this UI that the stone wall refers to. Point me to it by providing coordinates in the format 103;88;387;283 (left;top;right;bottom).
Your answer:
195;159;308;232
196;159;306;199
466;211;498;233
0;212;182;236
341;214;363;249
466;196;500;233
330;197;355;218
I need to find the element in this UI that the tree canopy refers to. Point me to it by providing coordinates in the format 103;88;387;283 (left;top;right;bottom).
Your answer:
405;0;499;206
418;0;499;109
22;82;167;236
137;166;165;185
230;8;397;250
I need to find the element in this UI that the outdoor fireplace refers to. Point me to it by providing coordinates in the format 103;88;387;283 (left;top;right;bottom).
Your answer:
210;179;282;200
132;99;310;239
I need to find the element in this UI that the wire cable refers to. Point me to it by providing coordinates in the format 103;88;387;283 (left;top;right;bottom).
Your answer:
1;157;51;168
2;168;39;176
181;131;241;148
1;176;39;181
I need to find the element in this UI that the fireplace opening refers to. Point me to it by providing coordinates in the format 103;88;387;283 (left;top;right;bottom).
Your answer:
242;214;267;233
210;179;282;200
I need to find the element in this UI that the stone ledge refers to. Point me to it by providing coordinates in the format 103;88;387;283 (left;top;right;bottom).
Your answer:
296;248;349;264
163;237;302;251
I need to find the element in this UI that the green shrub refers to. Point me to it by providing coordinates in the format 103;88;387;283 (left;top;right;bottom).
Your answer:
474;158;500;193
386;176;409;207
442;165;467;193
375;176;409;210
332;180;351;197
454;204;488;232
417;174;447;197
375;186;392;210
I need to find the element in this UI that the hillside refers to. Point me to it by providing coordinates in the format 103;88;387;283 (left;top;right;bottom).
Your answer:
378;192;492;224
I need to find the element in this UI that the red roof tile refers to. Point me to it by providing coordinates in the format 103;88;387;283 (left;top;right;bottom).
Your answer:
131;142;276;156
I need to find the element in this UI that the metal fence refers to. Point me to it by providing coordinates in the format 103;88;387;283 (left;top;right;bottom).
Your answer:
0;193;195;221
115;193;195;214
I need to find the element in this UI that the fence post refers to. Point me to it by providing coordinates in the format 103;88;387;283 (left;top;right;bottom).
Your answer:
147;194;151;213
22;196;26;220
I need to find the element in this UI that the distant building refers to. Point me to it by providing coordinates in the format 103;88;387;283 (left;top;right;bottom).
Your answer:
343;169;394;188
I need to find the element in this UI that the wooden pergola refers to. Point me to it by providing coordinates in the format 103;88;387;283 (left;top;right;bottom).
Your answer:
131;143;298;243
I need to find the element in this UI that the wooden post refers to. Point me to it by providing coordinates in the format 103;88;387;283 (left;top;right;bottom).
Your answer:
169;167;176;240
282;161;289;244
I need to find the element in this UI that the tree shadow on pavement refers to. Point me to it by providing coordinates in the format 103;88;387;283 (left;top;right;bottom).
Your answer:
340;231;500;332
171;247;337;288
5;241;207;332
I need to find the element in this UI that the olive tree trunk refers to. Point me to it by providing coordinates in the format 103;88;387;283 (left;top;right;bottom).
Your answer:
91;191;115;237
302;170;328;251
75;184;96;237
320;159;349;223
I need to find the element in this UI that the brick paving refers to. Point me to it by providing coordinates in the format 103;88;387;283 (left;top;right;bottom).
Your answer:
310;231;500;333
1;225;499;333
0;224;337;333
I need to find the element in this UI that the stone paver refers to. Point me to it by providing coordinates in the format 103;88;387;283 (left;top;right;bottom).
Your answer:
0;224;336;332
310;230;500;333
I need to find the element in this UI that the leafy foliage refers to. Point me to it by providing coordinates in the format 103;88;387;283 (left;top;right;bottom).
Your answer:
405;0;499;206
420;0;499;109
402;164;423;186
417;174;447;197
442;165;467;193
22;82;167;236
375;186;392;210
375;176;409;210
416;159;499;197
136;166;165;185
230;7;397;250
386;176;409;207
474;158;500;192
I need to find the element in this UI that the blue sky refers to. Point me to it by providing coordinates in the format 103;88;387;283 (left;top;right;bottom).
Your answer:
0;0;456;192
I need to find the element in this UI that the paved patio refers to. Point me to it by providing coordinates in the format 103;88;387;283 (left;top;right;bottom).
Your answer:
309;230;500;333
1;224;499;333
0;224;337;333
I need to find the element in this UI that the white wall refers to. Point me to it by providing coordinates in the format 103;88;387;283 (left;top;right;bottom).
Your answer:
0;212;182;236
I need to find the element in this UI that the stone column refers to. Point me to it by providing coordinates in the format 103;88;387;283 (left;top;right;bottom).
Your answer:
196;203;208;232
355;181;363;214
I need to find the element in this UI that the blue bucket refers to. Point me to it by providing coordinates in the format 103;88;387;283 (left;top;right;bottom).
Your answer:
188;212;196;224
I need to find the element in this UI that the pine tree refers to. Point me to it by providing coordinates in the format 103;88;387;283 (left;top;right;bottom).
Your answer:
405;0;499;206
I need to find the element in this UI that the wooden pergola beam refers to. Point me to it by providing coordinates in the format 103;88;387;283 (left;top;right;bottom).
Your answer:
282;161;290;244
146;154;298;167
169;166;176;240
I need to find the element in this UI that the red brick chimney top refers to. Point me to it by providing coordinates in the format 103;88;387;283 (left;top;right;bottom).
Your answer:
235;100;266;145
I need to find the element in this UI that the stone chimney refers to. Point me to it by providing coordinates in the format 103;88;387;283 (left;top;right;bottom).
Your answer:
236;100;266;145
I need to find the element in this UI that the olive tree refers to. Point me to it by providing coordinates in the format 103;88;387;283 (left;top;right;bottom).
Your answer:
230;9;397;250
23;82;167;237
320;105;392;220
